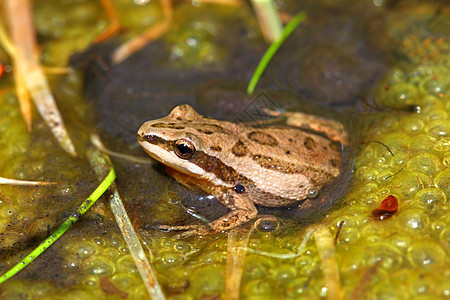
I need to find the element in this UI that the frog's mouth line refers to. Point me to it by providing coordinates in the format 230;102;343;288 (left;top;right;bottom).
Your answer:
137;134;232;188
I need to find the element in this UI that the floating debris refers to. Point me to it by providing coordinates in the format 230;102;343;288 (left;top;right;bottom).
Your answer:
372;195;399;220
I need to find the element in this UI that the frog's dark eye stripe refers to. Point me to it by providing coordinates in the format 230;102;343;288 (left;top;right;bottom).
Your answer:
174;138;196;159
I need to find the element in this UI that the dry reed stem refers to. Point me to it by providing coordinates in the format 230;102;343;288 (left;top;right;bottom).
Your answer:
314;225;341;300
112;0;173;64
95;0;121;43
250;0;283;43
226;226;254;300
4;0;77;155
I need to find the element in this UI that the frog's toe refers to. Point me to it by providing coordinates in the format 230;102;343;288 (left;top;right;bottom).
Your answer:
155;224;195;231
173;225;215;239
155;224;216;236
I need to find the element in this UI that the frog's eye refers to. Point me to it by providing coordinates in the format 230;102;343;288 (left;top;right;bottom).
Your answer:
174;138;196;159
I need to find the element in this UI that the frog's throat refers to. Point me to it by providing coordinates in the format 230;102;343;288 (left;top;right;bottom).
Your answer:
138;138;233;188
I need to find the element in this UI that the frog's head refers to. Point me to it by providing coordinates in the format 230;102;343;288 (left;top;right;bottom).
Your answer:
137;105;228;186
138;104;202;161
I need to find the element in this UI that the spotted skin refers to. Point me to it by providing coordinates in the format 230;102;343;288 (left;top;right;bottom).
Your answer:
137;104;347;236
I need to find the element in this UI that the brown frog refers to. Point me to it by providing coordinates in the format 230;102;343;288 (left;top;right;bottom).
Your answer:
137;105;347;236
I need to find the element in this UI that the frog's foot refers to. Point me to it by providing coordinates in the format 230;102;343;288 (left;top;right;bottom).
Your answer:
156;224;215;238
263;109;348;145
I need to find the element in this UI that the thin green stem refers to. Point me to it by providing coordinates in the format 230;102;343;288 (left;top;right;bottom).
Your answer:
247;11;307;95
0;168;116;284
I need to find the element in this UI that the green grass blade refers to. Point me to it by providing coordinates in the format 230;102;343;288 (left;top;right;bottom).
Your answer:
247;11;307;95
0;167;116;284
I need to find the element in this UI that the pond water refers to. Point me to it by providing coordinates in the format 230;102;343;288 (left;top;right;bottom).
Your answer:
0;0;448;299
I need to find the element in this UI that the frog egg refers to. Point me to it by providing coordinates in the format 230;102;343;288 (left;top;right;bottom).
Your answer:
294;252;318;274
366;243;404;271
285;277;309;298
110;272;140;291
371;281;409;299
391;150;407;167
425;108;448;122
108;234;124;248
270;263;297;283
442;152;450;167
244;279;274;298
154;250;185;271
378;82;419;108
198;250;227;264
116;254;138;274
254;215;279;232
426;119;450;138
338;245;368;273
63;240;97;267
434;169;450;197
439;228;450;245
190;265;224;295
28;282;55;298
407;240;446;269
389;233;413;254
434;139;450;152
378;170;397;181
420;76;448;98
401;116;424;134
92;236;107;246
357;166;379;182
408;272;436;297
380;132;410;149
414;187;447;213
408;134;436;151
336;226;360;245
420;95;445;114
173;241;193;253
407;153;441;176
396;208;430;234
80;276;98;288
117;244;129;255
391;172;431;198
82;255;115;276
241;256;266;280
130;284;152;300
431;220;446;236
361;182;379;194
361;193;378;207
360;223;386;243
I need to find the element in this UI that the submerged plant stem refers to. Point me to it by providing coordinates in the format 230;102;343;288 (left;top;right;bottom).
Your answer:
226;226;254;300
0;168;116;284
89;149;165;300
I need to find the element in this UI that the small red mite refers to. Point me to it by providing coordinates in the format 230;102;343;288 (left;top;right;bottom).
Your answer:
372;195;398;220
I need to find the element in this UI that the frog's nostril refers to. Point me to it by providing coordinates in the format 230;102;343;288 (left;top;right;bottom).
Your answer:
138;133;151;142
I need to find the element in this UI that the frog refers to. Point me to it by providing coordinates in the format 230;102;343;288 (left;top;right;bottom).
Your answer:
137;104;348;237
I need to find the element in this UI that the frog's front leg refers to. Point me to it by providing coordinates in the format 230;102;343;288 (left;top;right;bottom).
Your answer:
157;193;258;238
265;109;348;144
